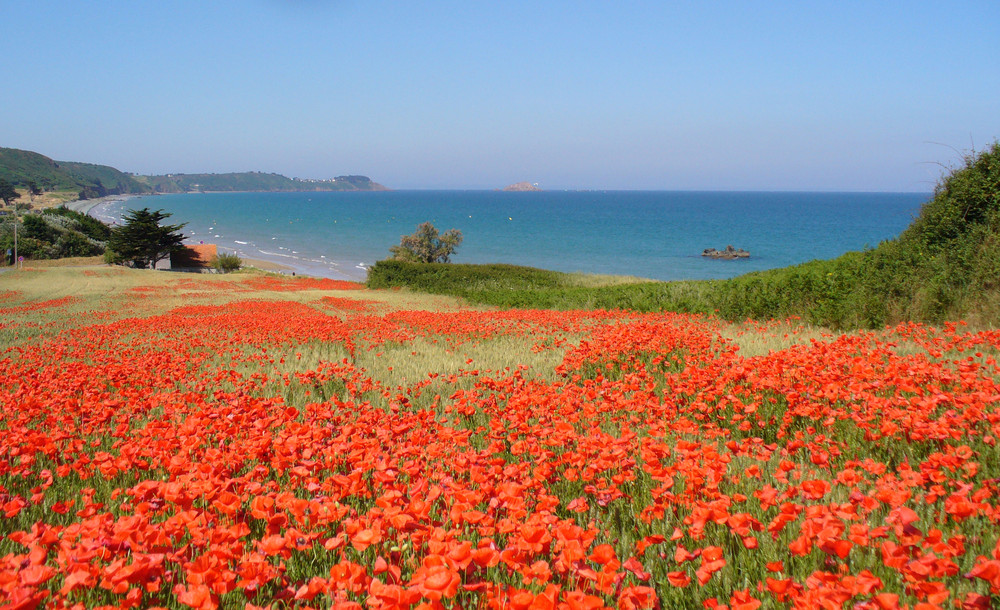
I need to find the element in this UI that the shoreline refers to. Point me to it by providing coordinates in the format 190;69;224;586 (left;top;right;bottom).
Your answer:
64;194;148;216
82;196;367;281
239;256;295;274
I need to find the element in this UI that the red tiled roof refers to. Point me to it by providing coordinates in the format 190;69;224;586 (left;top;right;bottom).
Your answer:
171;244;218;268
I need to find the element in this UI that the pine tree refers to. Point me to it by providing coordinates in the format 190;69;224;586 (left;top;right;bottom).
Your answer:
0;179;20;207
106;208;186;269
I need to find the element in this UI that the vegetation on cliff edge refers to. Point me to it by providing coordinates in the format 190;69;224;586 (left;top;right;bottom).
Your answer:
368;142;1000;328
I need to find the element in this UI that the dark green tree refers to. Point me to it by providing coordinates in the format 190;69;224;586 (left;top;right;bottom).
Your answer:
0;179;20;207
390;222;463;263
22;214;57;242
106;208;186;269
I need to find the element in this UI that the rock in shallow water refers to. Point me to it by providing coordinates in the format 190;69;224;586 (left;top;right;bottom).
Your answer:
702;245;750;259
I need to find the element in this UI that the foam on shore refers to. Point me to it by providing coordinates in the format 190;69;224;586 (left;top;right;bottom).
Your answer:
85;197;367;281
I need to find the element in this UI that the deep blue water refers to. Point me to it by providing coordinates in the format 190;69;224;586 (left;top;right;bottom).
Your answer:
93;190;928;282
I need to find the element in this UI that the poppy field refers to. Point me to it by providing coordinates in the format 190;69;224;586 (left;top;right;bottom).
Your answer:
2;267;1000;609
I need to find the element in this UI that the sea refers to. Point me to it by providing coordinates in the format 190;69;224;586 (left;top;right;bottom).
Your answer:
91;190;929;282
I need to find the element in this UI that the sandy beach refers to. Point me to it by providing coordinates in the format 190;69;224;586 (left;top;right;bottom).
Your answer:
64;195;140;216
239;256;295;273
63;196;307;277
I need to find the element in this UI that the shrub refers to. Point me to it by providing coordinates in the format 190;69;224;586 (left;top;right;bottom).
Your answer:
389;222;463;263
213;252;242;273
43;206;112;241
54;232;102;258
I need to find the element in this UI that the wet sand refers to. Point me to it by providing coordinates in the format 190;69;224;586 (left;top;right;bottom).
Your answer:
240;256;295;273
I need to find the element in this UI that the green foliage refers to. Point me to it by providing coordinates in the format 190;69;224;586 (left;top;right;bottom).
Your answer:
136;172;387;193
1;235;47;260
333;175;380;189
22;215;58;242
0;148;150;194
106;208;186;269
367;260;711;311
148;172;296;192
0;213;105;261
55;232;103;257
43;206;112;241
59;162;150;196
369;142;1000;328
0;148;75;191
1;147;387;196
213;252;243;273
389;222;463;263
0;179;20;206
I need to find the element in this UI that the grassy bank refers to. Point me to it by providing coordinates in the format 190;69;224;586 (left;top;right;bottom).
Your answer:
365;258;872;323
369;142;1000;328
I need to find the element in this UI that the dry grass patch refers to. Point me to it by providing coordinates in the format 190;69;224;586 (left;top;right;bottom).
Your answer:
718;319;834;357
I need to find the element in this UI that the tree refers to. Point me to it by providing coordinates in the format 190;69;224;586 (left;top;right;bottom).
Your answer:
0;179;22;268
106;208;187;269
390;222;463;263
0;179;20;207
22;214;57;242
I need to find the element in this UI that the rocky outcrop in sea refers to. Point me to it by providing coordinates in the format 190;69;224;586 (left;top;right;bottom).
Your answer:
702;245;750;259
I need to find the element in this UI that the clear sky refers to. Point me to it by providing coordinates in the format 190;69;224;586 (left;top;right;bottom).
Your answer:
3;1;997;191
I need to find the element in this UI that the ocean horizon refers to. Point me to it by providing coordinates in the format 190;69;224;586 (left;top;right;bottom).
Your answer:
91;190;929;282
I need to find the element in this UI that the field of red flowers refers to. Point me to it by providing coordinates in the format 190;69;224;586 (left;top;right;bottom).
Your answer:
2;268;1000;609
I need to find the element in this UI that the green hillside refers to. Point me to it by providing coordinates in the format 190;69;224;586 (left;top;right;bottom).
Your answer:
0;148;151;197
0;148;80;191
135;172;387;192
58;161;152;197
1;147;388;198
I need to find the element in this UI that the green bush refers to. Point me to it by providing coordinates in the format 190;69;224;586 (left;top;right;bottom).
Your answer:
43;206;112;241
54;232;103;258
0;213;105;260
213;252;242;273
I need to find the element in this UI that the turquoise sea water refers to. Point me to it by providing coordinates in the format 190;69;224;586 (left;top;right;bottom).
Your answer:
93;191;928;282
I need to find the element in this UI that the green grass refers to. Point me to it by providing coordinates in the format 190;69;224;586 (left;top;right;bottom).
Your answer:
365;258;866;322
367;260;710;311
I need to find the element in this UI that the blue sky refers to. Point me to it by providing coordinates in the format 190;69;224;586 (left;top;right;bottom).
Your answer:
3;1;997;191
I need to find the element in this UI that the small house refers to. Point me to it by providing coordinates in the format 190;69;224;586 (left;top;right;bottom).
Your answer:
156;244;218;271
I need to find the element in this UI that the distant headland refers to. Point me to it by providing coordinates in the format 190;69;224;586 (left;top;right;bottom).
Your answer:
0;147;388;200
501;181;541;192
141;172;388;194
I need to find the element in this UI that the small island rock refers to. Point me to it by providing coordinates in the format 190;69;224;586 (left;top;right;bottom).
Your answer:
702;245;750;259
502;181;541;192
